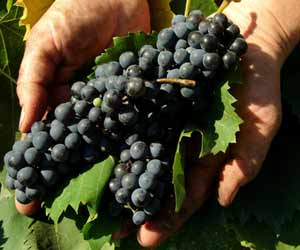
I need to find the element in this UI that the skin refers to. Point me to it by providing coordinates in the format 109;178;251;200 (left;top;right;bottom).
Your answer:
15;0;300;247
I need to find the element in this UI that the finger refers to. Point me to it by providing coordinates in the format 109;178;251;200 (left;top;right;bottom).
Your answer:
48;84;71;108
15;198;41;216
137;155;223;247
17;23;61;133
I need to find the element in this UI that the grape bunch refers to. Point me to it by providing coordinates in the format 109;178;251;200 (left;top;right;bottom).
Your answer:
3;10;247;225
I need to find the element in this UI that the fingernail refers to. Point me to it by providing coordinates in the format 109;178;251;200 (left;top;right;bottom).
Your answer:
229;188;239;204
19;108;25;130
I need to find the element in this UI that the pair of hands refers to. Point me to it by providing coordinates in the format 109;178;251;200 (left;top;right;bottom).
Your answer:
16;0;300;247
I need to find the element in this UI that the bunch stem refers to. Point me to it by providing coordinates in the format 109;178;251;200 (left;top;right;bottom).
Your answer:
156;78;196;87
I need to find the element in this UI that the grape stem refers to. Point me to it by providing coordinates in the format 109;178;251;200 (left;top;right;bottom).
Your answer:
184;0;191;17
217;0;241;13
124;203;136;213
156;78;196;87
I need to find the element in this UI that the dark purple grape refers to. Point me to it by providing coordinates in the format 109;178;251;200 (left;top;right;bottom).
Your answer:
50;120;67;142
15;189;30;204
121;173;138;190
12;140;32;154
118;107;138;126
226;24;240;38
179;62;195;78
126;65;143;77
120;149;131;163
8;151;25;169
40;166;59;186
54;102;74;124
200;34;218;52
26;184;45;200
103;90;120;108
223;51;238;69
131;161;145;175
131;188;150;207
114;163;128;178
203;53;221;70
132;210;147;225
77;119;92;135
109;178;121;193
229;37;248;55
213;13;228;27
187;31;202;48
130;141;148;160
17;166;38;186
138;172;157;190
74;100;91;117
51;144;69;162
119;51;137;69
71;81;85;98
5;175;15;190
106;61;123;76
174;48;189;65
24;147;41;165
88;107;102;123
80;86;98;102
95;64;107;78
190;49;206;66
208;22;224;36
158;51;173;68
156;28;177;50
115;187;130;204
104;116;119;131
31;121;47;134
64;133;81;150
126;77;145;97
7;166;17;178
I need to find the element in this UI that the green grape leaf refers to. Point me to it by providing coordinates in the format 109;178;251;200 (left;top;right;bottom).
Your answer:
0;186;34;250
226;111;300;233
200;79;242;157
45;156;115;224
281;45;300;119
170;0;218;16
95;32;157;66
0;3;24;166
148;0;174;31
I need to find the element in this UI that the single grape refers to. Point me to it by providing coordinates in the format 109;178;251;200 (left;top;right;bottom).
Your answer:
105;75;119;90
103;90;120;108
126;77;145;97
119;51;137;69
156;28;177;50
54;102;74;124
118;107;138;126
71;81;85;98
114;75;127;93
14;179;25;190
175;39;188;50
93;77;106;94
120;149;131;163
141;48;159;64
203;53;221;70
187;31;202;48
174;48;189;65
64;133;81;150
157;51;173;68
131;160;146;175
12;140;32;154
17;166;38;186
147;159;163;176
190;49;206;66
106;61;123;76
213;13;228;27
5;175;15;190
121;173;138;190
229;37;248;55
174;22;189;38
7;166;17;178
130;141;148;160
115;187;130;204
222;51;238;69
74;100;91;117
149;143;164;158
104;116;119;131
226;24;240;38
114;163;128;178
24;147;41;165
8;151;25;169
131;188;150;207
80;86;98;102
208;22;224;36
4;150;13;167
181;86;197;98
171;14;186;25
200;34;218;52
138;45;154;57
144;198;161;216
179;62;195;78
15;189;31;204
31;121;47;134
77;119;92;134
26;184;45;200
50;120;66;142
126;64;143;77
132;210;147;225
51;144;69;162
125;134;139;146
40;166;59;186
167;69;180;78
187;10;204;24
88;106;101;123
198;20;210;35
138;172;157;190
109;178;122;193
95;64;107;78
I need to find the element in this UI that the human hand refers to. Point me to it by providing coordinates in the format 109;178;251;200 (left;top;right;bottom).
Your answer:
135;0;300;246
17;0;150;133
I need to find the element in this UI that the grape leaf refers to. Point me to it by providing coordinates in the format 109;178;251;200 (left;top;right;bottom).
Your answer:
170;0;218;16
94;32;157;66
0;186;34;250
0;3;24;167
45;156;115;224
148;0;174;31
15;0;54;39
225;110;300;233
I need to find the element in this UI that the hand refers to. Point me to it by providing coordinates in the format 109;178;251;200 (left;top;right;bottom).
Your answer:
17;0;150;133
135;0;300;246
15;0;150;214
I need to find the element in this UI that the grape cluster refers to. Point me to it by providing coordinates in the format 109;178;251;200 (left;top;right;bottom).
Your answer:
3;10;247;225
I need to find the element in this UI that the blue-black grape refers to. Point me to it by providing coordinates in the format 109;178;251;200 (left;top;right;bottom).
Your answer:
200;34;218;52
147;159;163;176
31;121;47;134
50;120;66;142
198;20;210;34
229;37;248;55
118;107;138;126
12;140;32;154
14;179;25;190
15;189;31;204
26;184;45;200
109;178;121;193
17;166;38;186
64;133;81;150
5;175;15;190
126;77;145;97
51;144;69;162
174;22;189;38
203;53;221;70
119;51;137;69
77;119;92;134
82;145;99;162
187;31;202;48
40;166;59;186
80;86;98;102
56;163;72;175
171;14;186;25
106;61;123;76
138;172;157;190
131;160;145;175
95;64;107;78
132;210;147;225
121;173;138;190
131;188;150;207
24;147;41;165
71;81;85;98
7;166;17;178
189;49;206;66
208;22;224;36
223;51;238;69
8;151;25;169
32;131;51;151
94;77;106;94
174;48;189;65
115;187;130;204
106;75;119;90
41;153;55;168
74;100;91;117
114;163;128;178
175;39;188;50
54;102;74;124
149;143;164;158
126;65;143;77
138;45;154;57
226;24;240;38
141;48;159;64
114;75;127;93
156;28;177;50
157;51;173;68
120;149;131;162
88;107;102;123
125;133;139;146
167;69;180;78
130;141;148;160
103;90;120;108
104;116;119;130
179;62;195;78
99;137;112;153
213;13;228;27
